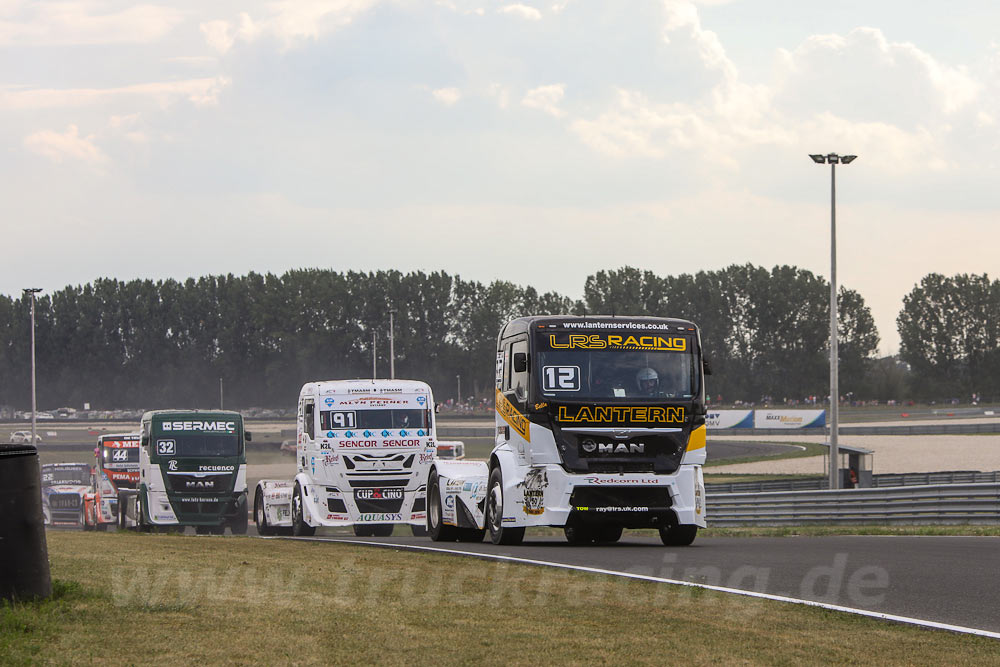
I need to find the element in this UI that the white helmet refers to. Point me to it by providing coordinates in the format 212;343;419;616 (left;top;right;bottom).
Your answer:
636;367;659;393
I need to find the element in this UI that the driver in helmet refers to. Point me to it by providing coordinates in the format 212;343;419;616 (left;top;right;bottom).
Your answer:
636;367;660;396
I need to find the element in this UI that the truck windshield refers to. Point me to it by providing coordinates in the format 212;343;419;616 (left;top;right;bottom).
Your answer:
154;435;240;457
534;331;697;401
42;467;90;486
320;409;430;430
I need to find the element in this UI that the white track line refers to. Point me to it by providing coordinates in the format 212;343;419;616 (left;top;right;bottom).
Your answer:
275;535;1000;640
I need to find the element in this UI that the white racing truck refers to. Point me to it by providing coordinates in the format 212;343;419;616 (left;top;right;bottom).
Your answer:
426;315;710;546
254;379;437;537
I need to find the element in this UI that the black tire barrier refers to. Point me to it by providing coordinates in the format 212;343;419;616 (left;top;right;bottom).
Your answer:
0;444;52;601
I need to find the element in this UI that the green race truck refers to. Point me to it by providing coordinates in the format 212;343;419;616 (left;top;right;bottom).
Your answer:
125;410;249;535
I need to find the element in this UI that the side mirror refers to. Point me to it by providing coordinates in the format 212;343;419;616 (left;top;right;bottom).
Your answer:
703;356;713;376
434;403;441;414
244;431;252;442
141;435;149;448
513;352;528;373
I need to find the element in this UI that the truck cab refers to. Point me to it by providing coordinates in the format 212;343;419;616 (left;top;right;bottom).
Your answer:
129;410;249;534
254;379;436;537
84;433;139;529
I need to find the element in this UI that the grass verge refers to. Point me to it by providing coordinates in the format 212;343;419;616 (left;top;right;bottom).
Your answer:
1;531;996;665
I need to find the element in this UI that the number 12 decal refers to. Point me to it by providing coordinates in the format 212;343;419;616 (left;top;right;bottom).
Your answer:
542;366;580;391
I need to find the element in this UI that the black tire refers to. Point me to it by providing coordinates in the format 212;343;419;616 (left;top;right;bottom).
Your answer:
81;508;93;531
209;525;225;535
370;524;394;537
255;488;275;536
353;524;373;537
659;524;698;546
196;525;211;535
292;483;316;537
563;524;596;544
457;527;486;543
230;495;248;535
136;494;152;533
596;524;623;543
487;467;524;546
427;469;459;541
117;492;126;530
410;524;428;537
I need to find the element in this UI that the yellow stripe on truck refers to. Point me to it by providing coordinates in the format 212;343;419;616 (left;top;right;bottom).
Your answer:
495;389;531;443
686;424;706;451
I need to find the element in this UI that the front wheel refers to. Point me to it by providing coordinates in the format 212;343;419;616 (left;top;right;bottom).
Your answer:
427;469;458;541
230;496;248;535
255;489;274;536
659;524;698;546
487;467;524;546
292;483;316;537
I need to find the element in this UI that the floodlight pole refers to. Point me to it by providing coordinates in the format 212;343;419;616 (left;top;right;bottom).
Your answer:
809;153;856;490
389;310;396;380
372;331;377;380
24;288;42;448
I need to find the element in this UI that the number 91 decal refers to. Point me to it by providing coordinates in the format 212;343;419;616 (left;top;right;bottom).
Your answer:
542;365;580;391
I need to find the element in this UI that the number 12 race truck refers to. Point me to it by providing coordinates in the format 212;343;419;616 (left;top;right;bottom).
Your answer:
254;379;436;537
121;410;249;534
84;433;139;530
426;315;710;546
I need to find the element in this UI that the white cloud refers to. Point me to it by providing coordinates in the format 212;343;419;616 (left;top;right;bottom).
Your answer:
521;84;565;117
0;77;231;110
432;87;462;106
499;4;542;21
487;83;510;109
24;125;107;164
200;20;235;54
0;2;182;46
775;27;982;121
203;1;379;52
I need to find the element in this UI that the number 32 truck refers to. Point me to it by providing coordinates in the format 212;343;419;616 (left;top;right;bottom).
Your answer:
122;410;250;534
426;315;710;546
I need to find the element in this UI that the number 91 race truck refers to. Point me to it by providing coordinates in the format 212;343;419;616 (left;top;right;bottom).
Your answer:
254;379;437;537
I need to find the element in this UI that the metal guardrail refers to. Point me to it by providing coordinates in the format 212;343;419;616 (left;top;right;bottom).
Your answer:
720;422;1000;436
706;483;1000;526
706;470;1000;494
438;427;494;438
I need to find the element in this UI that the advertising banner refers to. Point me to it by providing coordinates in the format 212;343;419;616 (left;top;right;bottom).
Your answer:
706;410;754;430
753;410;826;429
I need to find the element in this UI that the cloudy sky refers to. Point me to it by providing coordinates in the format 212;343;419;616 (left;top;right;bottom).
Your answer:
3;0;999;353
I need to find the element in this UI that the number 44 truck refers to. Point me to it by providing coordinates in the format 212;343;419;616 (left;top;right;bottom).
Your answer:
254;379;436;537
426;315;710;546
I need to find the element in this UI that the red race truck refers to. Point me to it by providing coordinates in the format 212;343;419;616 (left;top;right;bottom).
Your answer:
84;433;140;530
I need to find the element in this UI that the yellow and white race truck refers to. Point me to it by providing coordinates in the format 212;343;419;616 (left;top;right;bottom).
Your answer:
426;315;710;546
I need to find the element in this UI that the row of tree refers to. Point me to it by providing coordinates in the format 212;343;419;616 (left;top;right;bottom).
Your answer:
0;266;983;410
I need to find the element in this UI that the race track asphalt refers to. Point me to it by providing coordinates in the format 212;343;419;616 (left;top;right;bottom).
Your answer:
270;532;1000;635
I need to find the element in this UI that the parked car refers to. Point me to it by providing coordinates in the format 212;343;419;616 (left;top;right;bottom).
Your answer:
10;430;43;444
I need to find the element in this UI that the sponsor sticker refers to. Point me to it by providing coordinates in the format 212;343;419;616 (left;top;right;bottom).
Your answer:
495;389;531;442
355;488;404;501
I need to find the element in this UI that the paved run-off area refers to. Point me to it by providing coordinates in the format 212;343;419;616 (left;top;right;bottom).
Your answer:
708;432;1000;475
